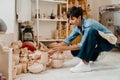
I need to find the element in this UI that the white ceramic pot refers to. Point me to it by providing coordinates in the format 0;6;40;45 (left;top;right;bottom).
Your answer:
51;60;63;68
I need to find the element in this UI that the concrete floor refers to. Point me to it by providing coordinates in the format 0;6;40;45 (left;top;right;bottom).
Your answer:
15;49;120;80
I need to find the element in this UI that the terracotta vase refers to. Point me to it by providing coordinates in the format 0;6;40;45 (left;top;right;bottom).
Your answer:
39;51;48;65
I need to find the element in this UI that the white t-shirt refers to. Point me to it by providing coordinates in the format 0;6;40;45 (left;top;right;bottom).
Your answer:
98;31;117;44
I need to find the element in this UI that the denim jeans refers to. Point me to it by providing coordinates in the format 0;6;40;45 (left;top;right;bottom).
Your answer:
71;28;115;62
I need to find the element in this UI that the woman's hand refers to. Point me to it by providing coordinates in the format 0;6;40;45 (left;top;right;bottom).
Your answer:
47;46;64;55
47;42;67;55
47;49;56;55
52;45;80;52
52;46;65;52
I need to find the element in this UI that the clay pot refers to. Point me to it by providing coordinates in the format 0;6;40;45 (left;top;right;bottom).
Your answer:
12;66;17;78
51;60;63;68
16;64;22;75
48;42;58;48
39;51;48;65
28;63;44;73
12;54;20;65
51;52;64;60
22;42;36;52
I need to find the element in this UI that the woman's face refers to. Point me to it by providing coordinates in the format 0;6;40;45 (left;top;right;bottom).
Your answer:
69;16;82;27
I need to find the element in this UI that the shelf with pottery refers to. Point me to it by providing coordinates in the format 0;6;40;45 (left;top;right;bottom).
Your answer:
39;0;68;4
34;18;68;22
32;0;68;43
39;38;64;42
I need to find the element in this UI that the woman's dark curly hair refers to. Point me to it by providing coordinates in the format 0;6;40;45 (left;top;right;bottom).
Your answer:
67;6;83;19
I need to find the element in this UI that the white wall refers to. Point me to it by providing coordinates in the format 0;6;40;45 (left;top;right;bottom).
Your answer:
87;0;120;20
87;0;113;21
0;0;16;33
87;0;120;21
111;0;120;4
31;1;61;38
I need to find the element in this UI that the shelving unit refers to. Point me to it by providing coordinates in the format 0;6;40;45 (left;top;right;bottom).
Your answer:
39;0;68;3
31;0;68;44
31;0;89;45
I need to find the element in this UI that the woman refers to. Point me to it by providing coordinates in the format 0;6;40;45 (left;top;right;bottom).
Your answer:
48;6;117;73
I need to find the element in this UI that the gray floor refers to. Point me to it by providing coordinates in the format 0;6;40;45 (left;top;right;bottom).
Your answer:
15;49;120;80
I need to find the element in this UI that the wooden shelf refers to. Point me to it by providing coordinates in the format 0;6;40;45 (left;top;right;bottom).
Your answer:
32;0;67;4
39;0;68;4
38;18;67;22
32;0;68;44
39;38;64;42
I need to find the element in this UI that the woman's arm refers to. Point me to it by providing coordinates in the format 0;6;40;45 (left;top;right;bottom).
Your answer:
56;41;68;46
48;26;81;55
52;44;79;52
